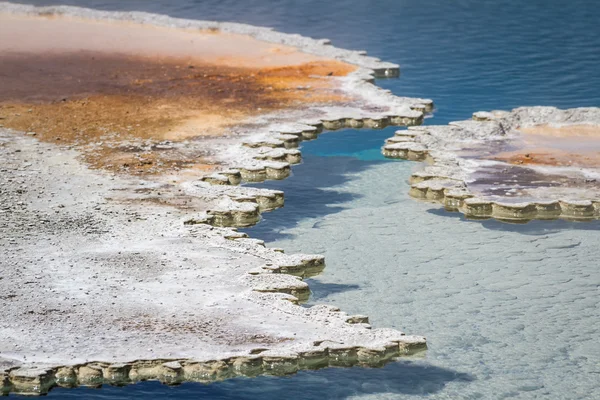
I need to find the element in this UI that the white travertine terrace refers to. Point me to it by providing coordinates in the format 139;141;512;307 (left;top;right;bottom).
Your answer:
382;106;600;222
0;2;432;395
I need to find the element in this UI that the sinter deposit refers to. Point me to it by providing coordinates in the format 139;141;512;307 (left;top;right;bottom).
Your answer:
382;106;600;222
0;2;431;396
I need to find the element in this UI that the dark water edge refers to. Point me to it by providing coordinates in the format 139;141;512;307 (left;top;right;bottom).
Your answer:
9;0;600;398
31;361;474;399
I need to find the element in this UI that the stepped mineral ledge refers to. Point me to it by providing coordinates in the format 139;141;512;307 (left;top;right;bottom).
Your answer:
0;3;431;395
382;106;600;222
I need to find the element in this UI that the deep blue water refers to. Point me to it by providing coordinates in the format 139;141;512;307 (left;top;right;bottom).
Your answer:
13;0;600;398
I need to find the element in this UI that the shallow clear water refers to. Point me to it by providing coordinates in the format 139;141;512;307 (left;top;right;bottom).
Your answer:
252;153;600;399
15;0;600;398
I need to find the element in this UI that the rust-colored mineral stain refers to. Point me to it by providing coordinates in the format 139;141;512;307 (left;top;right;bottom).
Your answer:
490;124;600;168
0;13;357;175
491;149;600;168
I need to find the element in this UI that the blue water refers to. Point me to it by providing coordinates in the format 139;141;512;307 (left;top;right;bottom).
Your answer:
15;0;600;398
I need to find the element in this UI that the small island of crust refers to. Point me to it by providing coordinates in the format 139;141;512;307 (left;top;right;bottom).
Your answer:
383;106;600;222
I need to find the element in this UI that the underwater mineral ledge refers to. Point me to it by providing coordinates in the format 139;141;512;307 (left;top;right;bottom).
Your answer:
382;106;600;222
0;3;432;395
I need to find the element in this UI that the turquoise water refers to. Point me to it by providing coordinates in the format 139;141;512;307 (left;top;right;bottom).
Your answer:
17;0;600;398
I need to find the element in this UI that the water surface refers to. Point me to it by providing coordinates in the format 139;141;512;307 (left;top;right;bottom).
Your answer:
15;0;600;398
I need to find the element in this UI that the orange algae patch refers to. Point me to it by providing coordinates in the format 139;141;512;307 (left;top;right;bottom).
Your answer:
491;149;600;168
0;13;357;175
491;124;600;168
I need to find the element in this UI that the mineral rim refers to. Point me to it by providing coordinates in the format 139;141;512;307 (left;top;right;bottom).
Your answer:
0;3;433;395
382;106;600;222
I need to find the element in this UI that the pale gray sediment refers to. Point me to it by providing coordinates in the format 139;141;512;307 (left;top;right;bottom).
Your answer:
382;106;600;222
0;3;432;396
0;133;427;396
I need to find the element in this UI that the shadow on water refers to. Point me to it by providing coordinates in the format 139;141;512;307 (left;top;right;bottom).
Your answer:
46;361;474;399
240;154;388;242
426;206;600;234
239;127;405;242
305;278;361;302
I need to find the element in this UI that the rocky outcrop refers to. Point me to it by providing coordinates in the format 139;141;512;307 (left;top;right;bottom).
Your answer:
0;3;433;396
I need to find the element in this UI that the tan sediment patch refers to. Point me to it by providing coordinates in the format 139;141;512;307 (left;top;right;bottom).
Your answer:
519;124;600;138
0;13;356;175
491;124;600;167
0;13;327;68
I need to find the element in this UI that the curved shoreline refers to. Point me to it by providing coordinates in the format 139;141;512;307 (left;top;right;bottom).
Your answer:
1;3;431;396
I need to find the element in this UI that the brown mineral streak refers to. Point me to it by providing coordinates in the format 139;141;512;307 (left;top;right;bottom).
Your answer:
0;13;356;174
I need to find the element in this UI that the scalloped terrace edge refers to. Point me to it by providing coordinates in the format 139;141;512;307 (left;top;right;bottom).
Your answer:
1;313;428;395
382;106;600;223
2;341;428;396
1;2;433;396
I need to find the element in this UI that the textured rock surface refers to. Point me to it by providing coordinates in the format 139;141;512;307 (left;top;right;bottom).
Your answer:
0;3;430;395
383;106;600;222
0;129;427;396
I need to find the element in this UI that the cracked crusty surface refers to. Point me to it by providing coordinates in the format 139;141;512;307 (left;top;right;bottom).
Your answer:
0;130;412;370
0;3;432;387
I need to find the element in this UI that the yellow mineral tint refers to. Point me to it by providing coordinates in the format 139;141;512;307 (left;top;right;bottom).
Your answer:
0;13;356;174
